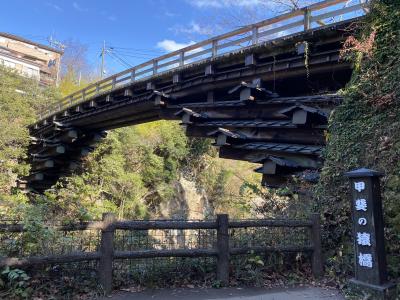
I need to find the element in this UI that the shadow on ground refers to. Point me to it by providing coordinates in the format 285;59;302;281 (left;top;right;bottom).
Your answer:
101;286;345;300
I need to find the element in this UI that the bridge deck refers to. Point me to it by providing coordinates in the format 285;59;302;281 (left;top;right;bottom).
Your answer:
24;0;368;192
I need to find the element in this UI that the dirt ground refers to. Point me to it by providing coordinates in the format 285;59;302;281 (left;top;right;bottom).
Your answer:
101;286;345;300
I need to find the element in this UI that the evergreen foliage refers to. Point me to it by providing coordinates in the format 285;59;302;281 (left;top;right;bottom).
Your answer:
316;0;400;281
0;66;59;214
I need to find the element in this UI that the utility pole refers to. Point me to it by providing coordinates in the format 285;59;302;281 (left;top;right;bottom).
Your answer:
101;40;105;79
78;71;82;86
48;35;65;86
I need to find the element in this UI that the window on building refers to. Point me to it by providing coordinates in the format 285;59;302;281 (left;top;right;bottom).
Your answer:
3;60;16;68
23;66;39;78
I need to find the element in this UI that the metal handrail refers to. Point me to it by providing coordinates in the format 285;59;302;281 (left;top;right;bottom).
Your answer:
38;0;368;121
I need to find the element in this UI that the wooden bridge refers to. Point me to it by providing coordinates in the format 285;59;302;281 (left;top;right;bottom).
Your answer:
24;0;369;192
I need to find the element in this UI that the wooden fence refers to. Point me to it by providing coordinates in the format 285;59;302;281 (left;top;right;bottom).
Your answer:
37;0;369;120
0;213;322;295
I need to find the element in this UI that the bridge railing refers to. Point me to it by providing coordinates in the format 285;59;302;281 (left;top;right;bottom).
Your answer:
38;0;369;120
0;213;322;295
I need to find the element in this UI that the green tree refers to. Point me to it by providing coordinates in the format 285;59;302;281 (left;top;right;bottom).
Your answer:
0;66;59;217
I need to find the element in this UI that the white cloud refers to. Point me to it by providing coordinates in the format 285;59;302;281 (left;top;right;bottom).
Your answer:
171;21;213;35
46;2;63;11
72;1;88;12
156;39;196;52
107;14;117;21
164;11;179;17
187;0;264;8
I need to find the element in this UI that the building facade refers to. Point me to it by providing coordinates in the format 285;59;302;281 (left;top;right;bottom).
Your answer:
0;32;63;86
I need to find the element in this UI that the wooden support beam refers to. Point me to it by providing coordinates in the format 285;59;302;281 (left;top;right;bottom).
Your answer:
186;125;325;145
254;156;303;175
80;147;94;157
279;104;328;125
218;146;321;169
261;174;289;188
175;108;207;124
245;54;257;66
124;89;133;97
29;173;44;181
105;95;113;103
296;41;309;55
31;160;55;171
215;134;227;146
69;161;79;171
58;130;79;143
33;145;65;157
207;91;214;103
257;160;277;175
205;65;214;76
229;79;278;102
173;74;181;84
89;100;97;108
148;91;171;106
207;128;246;146
146;82;155;91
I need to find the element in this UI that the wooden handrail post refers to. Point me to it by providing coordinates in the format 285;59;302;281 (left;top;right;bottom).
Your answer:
99;212;116;295
303;8;311;31
310;213;323;278
179;52;184;66
212;40;218;57
252;26;258;45
130;69;135;82
216;214;229;285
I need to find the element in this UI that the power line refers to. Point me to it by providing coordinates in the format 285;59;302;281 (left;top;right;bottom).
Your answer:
108;45;164;54
109;53;132;68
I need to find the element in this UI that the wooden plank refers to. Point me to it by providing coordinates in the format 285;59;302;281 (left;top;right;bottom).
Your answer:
35;2;360;121
307;0;349;12
0;252;100;267
185;126;326;145
183;48;212;61
114;249;218;259
11;221;104;232
135;67;155;77
311;3;365;23
258;19;304;39
157;58;180;70
230;245;314;255
115;220;217;230
229;219;313;228
217;35;252;51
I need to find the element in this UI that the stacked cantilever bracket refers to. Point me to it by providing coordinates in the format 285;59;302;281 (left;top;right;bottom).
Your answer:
168;79;335;187
21;121;107;192
25;77;340;191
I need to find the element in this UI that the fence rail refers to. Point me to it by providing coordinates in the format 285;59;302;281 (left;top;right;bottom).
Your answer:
38;0;369;120
0;213;322;294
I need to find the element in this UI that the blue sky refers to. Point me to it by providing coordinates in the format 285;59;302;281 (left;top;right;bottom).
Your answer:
1;0;297;75
3;0;364;76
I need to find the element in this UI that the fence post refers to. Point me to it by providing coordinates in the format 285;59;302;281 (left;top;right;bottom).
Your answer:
99;212;116;295
310;213;323;278
216;214;229;285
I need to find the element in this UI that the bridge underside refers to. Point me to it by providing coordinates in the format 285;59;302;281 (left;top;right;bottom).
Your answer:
24;20;356;192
